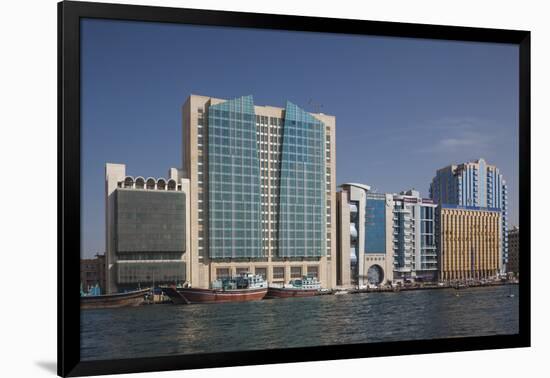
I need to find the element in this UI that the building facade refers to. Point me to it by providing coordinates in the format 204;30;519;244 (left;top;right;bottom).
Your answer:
80;254;106;293
336;184;394;288
507;226;519;276
182;95;337;289
430;158;508;273
105;164;191;293
392;190;438;282
437;205;501;281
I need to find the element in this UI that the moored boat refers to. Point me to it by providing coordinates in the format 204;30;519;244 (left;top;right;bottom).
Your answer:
266;276;321;298
80;288;150;309
162;273;268;304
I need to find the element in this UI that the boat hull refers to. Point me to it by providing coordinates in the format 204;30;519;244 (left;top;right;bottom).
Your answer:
163;287;268;304
266;287;319;298
80;288;149;309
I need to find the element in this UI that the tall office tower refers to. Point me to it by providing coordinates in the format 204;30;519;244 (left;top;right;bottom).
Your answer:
430;158;508;273
182;95;337;289
105;164;190;294
392;190;438;282
437;205;501;281
336;183;394;288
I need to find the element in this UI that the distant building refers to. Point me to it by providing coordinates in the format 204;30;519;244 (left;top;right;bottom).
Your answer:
80;254;106;293
105;164;190;293
507;226;519;275
392;190;438;283
437;205;501;281
336;183;394;288
430;158;508;274
182;95;337;289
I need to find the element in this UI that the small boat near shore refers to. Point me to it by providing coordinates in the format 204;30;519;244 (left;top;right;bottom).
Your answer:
80;288;150;309
266;276;321;299
162;273;268;304
334;290;349;295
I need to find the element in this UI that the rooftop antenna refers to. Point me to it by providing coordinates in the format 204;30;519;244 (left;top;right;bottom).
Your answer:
308;99;324;113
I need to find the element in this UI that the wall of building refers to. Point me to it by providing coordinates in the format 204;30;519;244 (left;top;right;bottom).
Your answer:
80;254;106;293
392;192;437;282
336;184;394;288
336;191;351;286
438;206;501;281
430;158;508;274
507;226;519;275
105;164;190;293
183;95;337;289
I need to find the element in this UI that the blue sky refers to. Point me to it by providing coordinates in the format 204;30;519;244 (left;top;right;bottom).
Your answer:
81;19;519;258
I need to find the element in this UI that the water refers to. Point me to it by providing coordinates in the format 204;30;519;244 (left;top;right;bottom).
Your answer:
80;285;519;361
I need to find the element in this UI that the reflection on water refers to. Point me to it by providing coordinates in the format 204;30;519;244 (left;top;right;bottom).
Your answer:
81;285;519;361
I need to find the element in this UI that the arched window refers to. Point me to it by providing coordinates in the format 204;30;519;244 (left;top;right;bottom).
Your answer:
157;178;166;190
135;177;145;189
123;176;134;188
146;178;156;190
167;179;177;191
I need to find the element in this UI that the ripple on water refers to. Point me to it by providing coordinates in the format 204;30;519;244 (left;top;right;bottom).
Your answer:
80;285;519;360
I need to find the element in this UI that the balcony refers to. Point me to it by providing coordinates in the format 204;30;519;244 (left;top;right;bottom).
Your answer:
350;224;358;238
395;208;410;213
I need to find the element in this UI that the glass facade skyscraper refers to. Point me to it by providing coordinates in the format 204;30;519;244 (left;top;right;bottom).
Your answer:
429;158;508;273
183;95;337;289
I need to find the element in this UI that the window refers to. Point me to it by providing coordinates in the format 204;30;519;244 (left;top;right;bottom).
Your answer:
236;267;250;275
255;267;267;279
307;266;319;278
216;268;230;279
273;267;285;280
291;266;302;279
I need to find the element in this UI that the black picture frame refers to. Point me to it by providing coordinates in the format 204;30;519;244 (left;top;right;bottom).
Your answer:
58;1;531;376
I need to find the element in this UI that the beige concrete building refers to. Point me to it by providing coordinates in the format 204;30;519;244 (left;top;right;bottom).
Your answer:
105;163;190;293
437;206;501;281
336;184;394;288
507;226;519;275
182;94;337;289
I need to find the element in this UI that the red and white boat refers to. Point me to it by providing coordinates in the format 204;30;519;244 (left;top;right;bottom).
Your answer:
162;273;268;304
266;276;321;299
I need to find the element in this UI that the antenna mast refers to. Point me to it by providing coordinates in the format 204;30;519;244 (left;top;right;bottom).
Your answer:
308;99;324;113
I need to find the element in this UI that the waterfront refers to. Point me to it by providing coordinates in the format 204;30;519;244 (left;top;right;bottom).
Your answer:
81;285;519;361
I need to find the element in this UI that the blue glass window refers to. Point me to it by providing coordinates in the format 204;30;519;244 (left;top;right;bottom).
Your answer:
365;198;386;254
278;102;326;257
208;95;262;258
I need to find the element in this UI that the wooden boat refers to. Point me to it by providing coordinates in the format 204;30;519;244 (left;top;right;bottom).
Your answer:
266;276;321;298
162;273;268;304
80;288;149;309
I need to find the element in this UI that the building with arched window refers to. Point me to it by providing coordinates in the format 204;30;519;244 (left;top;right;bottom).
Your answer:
105;164;190;293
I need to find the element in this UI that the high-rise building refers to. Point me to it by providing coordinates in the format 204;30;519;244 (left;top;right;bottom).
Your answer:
430;158;508;273
392;190;438;282
437;205;501;281
105;164;190;293
336;184;394;288
336;185;439;287
182;95;337;289
507;226;519;276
